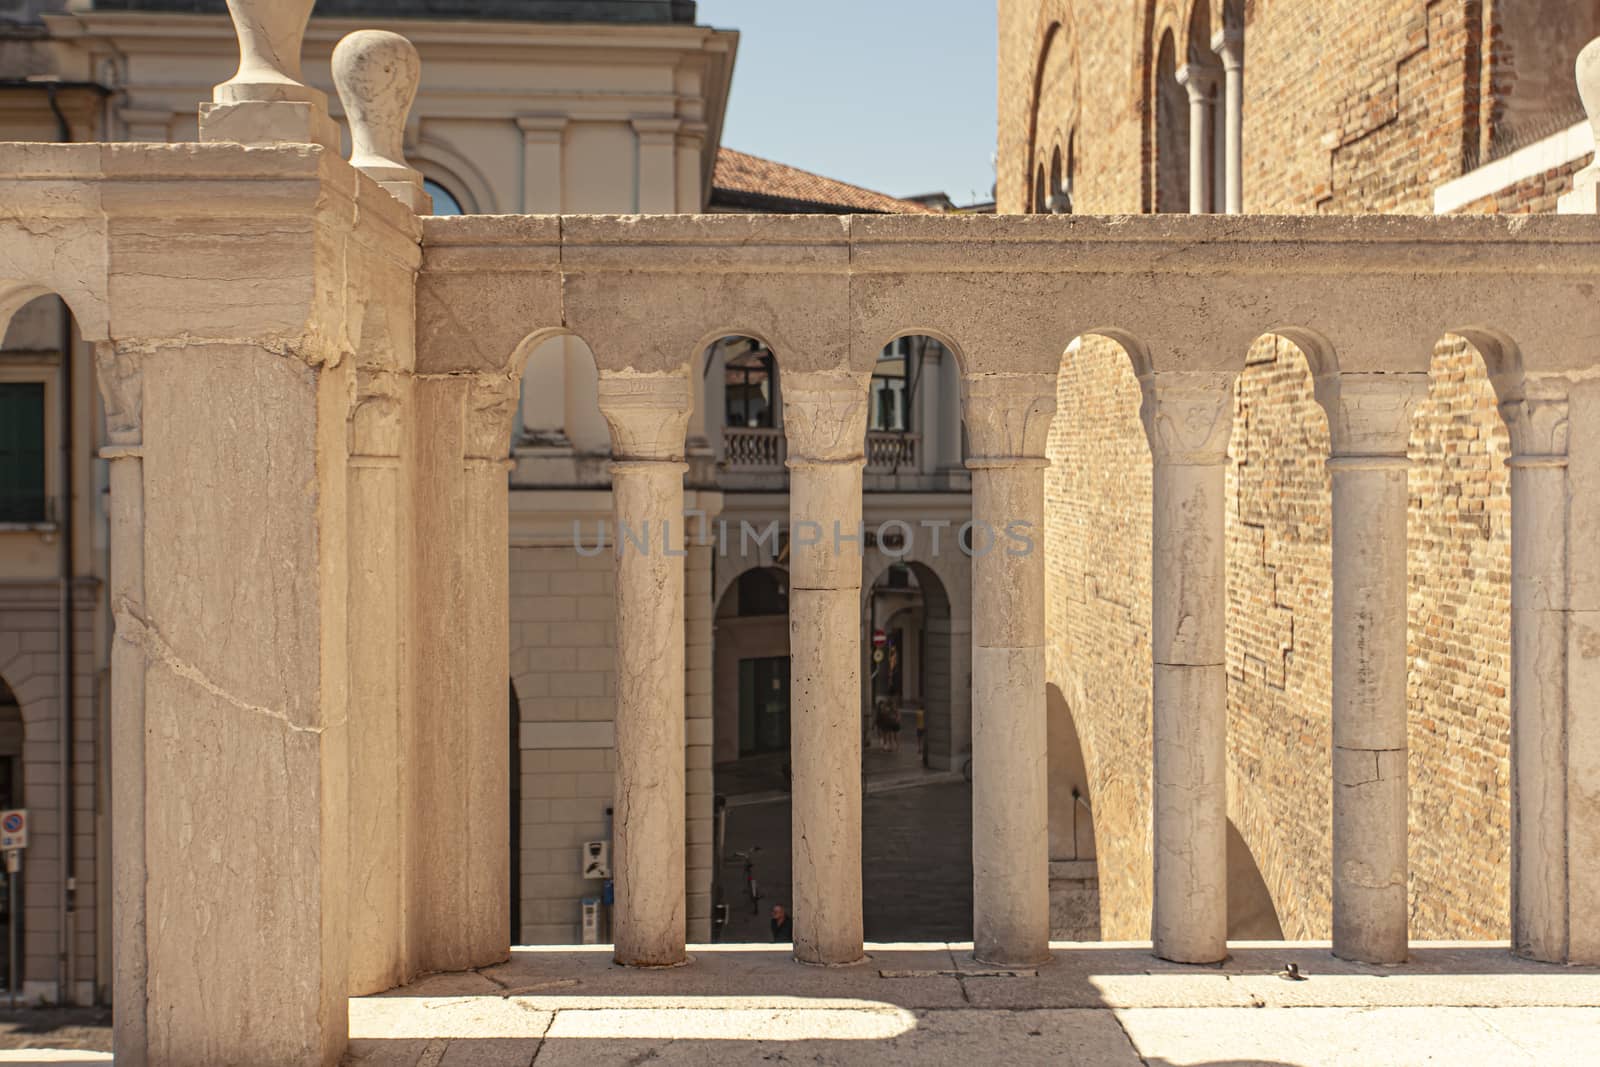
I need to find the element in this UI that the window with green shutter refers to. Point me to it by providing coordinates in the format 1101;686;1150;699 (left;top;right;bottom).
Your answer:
0;383;46;523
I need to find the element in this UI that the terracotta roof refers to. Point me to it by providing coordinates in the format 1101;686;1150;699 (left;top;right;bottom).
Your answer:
711;148;939;215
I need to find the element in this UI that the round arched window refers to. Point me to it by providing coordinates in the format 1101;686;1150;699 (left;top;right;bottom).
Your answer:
424;178;464;216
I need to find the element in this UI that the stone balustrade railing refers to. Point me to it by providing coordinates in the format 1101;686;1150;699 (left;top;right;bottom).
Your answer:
866;430;919;473
4;6;1600;1062
722;425;785;468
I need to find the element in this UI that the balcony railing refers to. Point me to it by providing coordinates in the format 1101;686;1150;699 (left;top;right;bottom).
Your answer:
722;425;785;469
866;431;918;473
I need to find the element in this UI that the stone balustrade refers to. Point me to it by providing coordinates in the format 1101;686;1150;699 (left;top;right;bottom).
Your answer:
722;424;786;468
866;430;919;473
4;11;1600;1060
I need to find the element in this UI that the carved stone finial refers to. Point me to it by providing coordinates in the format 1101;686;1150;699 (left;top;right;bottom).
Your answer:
333;30;430;211
201;0;338;149
1561;36;1600;213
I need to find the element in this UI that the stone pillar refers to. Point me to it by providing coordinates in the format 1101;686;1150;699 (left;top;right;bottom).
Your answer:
962;372;1057;967
109;334;355;1066
598;372;693;967
784;370;871;967
1314;371;1428;965
676;121;708;213
1215;29;1244;215
1497;377;1572;961
409;377;515;974
1140;371;1235;964
1176;63;1219;215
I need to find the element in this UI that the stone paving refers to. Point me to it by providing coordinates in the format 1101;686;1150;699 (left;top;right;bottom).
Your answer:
336;942;1600;1066
2;943;1597;1063
717;778;973;944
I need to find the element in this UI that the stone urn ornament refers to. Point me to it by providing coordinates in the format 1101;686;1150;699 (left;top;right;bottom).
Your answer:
1561;35;1600;211
333;29;430;211
216;0;319;104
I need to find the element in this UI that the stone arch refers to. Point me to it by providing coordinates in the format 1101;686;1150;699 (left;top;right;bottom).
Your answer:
509;325;604;455
1183;0;1214;64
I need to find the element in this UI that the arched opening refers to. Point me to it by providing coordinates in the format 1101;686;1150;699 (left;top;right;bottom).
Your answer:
1155;29;1190;213
702;335;784;483
1034;163;1048;214
862;559;957;773
1048;145;1065;214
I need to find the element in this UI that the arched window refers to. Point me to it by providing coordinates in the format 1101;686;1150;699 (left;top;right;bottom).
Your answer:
424;178;464;216
723;339;777;429
1155;29;1190;213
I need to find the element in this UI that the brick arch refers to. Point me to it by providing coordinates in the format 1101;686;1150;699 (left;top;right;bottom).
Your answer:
1023;2;1081;213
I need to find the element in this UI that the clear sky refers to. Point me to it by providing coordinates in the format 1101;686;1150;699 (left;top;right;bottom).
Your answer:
694;1;999;205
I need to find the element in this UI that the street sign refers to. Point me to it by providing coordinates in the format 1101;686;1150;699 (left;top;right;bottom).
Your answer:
872;629;886;647
582;840;610;880
0;810;25;851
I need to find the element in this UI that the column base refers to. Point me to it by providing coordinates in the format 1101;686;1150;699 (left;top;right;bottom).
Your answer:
613;952;693;970
972;949;1052;970
793;952;871;969
1153;942;1229;966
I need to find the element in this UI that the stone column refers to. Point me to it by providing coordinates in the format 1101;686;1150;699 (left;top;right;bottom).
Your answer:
1176;63;1219;215
1314;371;1428;965
963;372;1057;967
1215;29;1244;215
1140;371;1235;964
784;370;871;966
598;372;693;967
1497;378;1572;961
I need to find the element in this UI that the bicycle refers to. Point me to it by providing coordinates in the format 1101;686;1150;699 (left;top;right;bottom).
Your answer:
732;846;762;914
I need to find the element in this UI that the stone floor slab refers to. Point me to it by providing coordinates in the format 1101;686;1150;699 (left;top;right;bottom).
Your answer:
1114;1006;1600;1066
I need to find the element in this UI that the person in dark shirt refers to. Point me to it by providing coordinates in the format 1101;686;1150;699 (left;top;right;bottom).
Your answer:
770;903;793;942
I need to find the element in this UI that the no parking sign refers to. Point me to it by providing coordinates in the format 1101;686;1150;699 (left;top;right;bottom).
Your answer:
1;810;26;851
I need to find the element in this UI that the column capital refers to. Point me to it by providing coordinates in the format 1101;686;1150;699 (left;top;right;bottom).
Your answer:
1140;371;1235;466
463;375;521;462
597;370;692;463
782;369;870;465
1312;371;1429;460
94;341;143;449
1176;61;1222;101
1499;374;1572;462
1212;27;1244;71
631;117;683;144
516;114;570;142
351;369;406;461
962;372;1057;463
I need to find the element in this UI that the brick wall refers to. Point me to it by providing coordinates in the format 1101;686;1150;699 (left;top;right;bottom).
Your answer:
1017;0;1531;942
